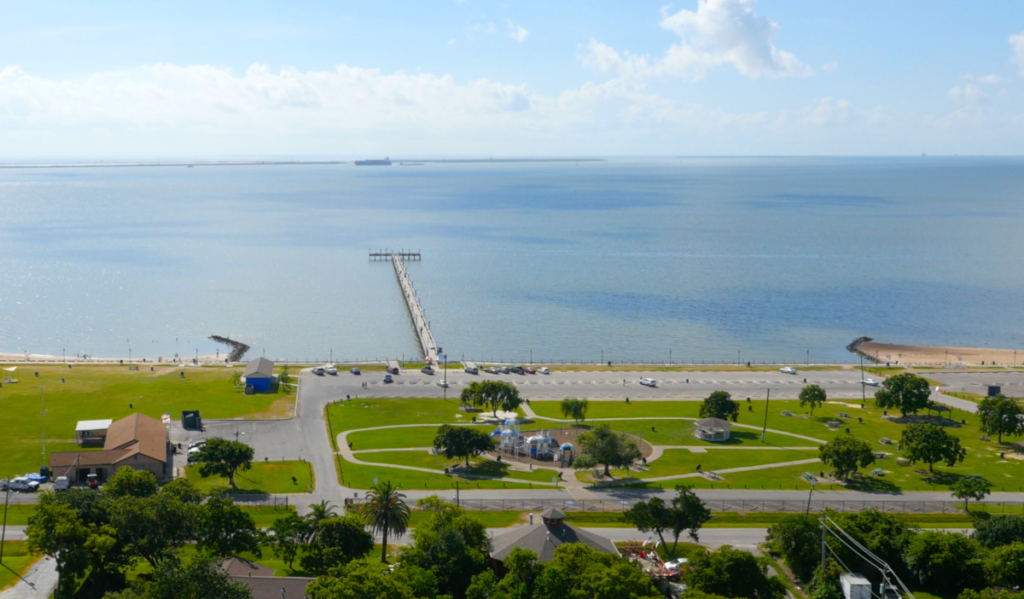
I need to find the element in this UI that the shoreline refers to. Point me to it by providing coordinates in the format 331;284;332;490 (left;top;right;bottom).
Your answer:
856;341;1023;367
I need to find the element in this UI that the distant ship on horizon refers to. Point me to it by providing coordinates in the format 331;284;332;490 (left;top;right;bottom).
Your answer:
354;157;392;166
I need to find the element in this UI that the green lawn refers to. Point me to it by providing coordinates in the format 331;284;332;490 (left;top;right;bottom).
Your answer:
0;364;295;476
406;510;524;528
0;504;38;526
338;459;549;491
327;398;522;437
0;542;38;592
346;424;498;451
242;505;298;527
186;461;314;494
354;450;561;484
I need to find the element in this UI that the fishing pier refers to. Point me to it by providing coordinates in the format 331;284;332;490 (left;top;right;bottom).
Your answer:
371;250;437;362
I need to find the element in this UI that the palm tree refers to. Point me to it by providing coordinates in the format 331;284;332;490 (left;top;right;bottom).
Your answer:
304;500;339;543
361;480;410;563
278;365;291;393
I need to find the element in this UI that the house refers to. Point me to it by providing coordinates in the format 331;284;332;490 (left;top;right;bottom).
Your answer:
220;556;313;598
489;508;619;573
50;413;169;482
693;417;732;442
75;419;113;446
243;357;276;392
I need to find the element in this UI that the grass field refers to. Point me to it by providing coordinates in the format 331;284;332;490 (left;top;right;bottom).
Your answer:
529;397;1021;491
0;542;38;592
0;364;295;476
354;450;560;483
185;461;314;494
346;424;499;450
327;397;521;436
338;459;551;491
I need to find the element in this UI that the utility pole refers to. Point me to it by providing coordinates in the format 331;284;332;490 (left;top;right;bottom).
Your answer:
820;518;827;571
860;354;866;406
1;486;10;562
443;354;448;402
761;389;771;443
806;480;815;515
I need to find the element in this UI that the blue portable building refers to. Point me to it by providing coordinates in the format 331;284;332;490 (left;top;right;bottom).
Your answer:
243;357;275;392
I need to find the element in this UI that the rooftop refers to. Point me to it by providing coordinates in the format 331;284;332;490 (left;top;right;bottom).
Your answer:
75;419;113;432
244;357;275;378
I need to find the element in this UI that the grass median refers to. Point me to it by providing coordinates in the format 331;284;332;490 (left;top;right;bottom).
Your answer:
0;542;38;592
186;460;314;494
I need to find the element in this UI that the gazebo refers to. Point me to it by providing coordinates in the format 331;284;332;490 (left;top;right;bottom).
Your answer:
2;367;18;383
693;417;732;442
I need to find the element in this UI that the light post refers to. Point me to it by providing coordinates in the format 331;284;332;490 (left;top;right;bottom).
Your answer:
860;354;866;406
669;349;672;365
41;387;46;461
806;479;816;515
738;350;741;365
761;389;771;443
443;354;448;402
806;350;809;366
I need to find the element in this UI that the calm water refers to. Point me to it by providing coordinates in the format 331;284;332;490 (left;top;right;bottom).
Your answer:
1;157;1023;363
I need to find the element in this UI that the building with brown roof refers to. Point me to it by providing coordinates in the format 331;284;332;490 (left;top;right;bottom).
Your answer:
50;413;169;483
489;508;619;571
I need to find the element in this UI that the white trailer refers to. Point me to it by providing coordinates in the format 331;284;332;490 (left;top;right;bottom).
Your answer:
840;573;871;599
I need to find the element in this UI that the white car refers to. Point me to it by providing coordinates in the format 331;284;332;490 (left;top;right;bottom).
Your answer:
54;476;70;491
436;379;449;388
2;476;40;492
538;367;550;374
862;378;881;386
325;365;338;375
639;377;657;387
779;367;797;375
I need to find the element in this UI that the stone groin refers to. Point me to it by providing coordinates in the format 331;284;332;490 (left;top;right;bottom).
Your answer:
209;335;250;362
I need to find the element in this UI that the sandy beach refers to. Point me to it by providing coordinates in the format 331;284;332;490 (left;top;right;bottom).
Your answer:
858;341;1024;367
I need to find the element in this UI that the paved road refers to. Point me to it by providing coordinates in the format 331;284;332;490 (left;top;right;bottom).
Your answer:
0;554;57;599
304;368;879;402
930;371;1024;398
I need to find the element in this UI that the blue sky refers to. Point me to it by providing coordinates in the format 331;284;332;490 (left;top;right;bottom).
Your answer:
2;1;1023;156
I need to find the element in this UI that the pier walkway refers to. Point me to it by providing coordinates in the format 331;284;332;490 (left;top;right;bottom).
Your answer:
390;254;438;362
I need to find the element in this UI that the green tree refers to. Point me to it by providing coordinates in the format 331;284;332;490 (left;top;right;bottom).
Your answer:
195;437;254;488
160;478;203;504
898;423;967;473
269;511;309;570
818;435;876;480
433;424;496;467
300;516;374;574
766;514;820;581
466;570;506;599
572;423;642;477
623;497;672;554
532;544;662;599
905;531;986;593
401;505;490;599
108;491;198;568
306;561;436;599
984;541;1024;589
461;380;522;417
681;592;730;599
104;467;158;498
685;545;786;599
973;515;1024;549
195;495;262;558
977;395;1024;444
361;480;411;564
832;509;918;579
700;391;739;422
105;553;252;599
953;477;992;511
304;500;339;543
278;365;291;393
27;497;94;599
958;589;1022;599
874;373;931;417
624;485;710;556
559;398;589;429
799;384;827;416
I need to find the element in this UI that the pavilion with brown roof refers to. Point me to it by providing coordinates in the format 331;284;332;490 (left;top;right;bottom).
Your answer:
50;413;169;483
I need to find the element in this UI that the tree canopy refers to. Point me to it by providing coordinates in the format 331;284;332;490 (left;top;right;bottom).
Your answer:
799;384;827;415
952;477;992;511
624;485;711;555
874;373;931;417
700;391;739;422
433;424;495;467
195;437;254;487
686;545;787;599
977;395;1024;444
572;422;642;477
766;514;820;581
905;531;987;593
106;553;252;599
361;480;410;564
104;467;159;498
460;380;522;417
818;435;875;480
898;423;967;473
300;516;374;574
560;397;589;428
973;515;1024;549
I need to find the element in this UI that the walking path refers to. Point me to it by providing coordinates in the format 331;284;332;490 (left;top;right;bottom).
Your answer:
392;254;437;363
0;556;57;599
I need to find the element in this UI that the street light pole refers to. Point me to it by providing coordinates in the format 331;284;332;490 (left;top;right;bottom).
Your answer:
860;354;866;406
761;388;771;443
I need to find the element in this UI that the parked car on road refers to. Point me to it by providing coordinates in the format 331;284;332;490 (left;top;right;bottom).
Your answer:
538;367;550;374
639;377;657;387
188;440;207;450
187;447;203;463
511;366;525;375
464;365;479;374
54;476;70;491
384;373;393;383
312;367;325;375
421;365;434;375
862;378;880;386
499;366;510;374
780;367;797;375
485;367;499;374
436;379;449;388
525;366;536;374
351;367;361;375
325;365;338;375
387;366;400;375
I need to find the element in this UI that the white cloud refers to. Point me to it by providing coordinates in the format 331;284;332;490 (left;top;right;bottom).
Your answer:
583;0;811;81
963;74;1006;84
774;97;854;127
949;83;986;104
1011;31;1024;76
822;61;838;72
448;39;457;46
507;21;529;43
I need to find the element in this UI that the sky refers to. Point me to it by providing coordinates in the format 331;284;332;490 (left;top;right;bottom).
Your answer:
2;0;1024;157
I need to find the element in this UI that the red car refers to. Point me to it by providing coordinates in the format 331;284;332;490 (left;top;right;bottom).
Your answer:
525;367;536;374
